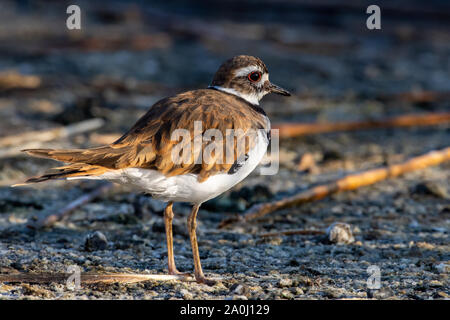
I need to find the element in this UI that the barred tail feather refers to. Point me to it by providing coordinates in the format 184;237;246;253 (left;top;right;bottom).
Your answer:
13;163;109;186
22;147;107;163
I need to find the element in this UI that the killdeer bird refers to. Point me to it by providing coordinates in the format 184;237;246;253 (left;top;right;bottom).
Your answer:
21;55;290;285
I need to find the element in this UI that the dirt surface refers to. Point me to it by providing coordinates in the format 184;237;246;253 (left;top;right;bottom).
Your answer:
0;0;449;299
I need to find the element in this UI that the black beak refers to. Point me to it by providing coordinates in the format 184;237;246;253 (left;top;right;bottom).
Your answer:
268;82;291;96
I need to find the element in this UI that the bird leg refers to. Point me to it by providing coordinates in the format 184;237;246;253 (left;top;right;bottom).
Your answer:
164;202;188;276
187;204;216;285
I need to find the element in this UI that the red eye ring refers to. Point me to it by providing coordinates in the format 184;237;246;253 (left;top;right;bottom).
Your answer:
248;71;261;82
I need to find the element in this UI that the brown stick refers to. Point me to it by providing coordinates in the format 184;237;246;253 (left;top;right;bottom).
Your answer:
273;112;450;138
0;70;41;90
27;182;113;229
0;118;105;159
219;147;450;227
0;118;105;147
259;229;325;237
0;273;192;284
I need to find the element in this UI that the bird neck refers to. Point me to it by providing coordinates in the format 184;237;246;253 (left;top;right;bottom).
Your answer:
208;85;260;106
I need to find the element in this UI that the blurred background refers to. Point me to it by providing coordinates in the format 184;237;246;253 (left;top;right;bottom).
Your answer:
0;0;449;299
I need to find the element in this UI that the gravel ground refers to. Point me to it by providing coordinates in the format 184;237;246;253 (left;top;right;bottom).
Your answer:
0;0;449;299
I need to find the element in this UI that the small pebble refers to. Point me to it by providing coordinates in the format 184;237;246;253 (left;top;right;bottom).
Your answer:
230;295;248;300
229;283;247;295
280;290;294;299
412;181;449;199
278;278;293;288
84;231;108;252
324;289;342;299
434;263;449;274
293;287;304;295
326;222;355;244
367;287;393;299
180;289;193;299
408;220;420;229
429;280;443;287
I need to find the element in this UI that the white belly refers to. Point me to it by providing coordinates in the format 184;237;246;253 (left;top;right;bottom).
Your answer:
75;130;269;204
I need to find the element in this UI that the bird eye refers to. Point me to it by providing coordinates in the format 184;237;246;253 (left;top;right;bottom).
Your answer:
248;71;261;82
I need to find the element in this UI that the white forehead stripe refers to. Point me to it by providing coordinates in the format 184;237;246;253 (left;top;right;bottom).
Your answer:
234;65;262;77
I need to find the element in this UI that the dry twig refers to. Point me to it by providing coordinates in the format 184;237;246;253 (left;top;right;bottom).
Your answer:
27;182;113;229
381;90;450;104
219;147;450;227
0;118;105;158
0;118;104;147
0;70;41;90
273;112;450;138
0;273;192;284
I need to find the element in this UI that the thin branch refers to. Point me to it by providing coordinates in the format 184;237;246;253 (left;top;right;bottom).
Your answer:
273;112;450;138
219;147;450;227
0;118;104;148
0;273;192;284
0;118;105;159
27;182;113;229
0;70;41;90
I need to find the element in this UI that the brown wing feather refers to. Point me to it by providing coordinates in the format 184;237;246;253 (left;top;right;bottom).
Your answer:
110;89;268;181
23;89;268;183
